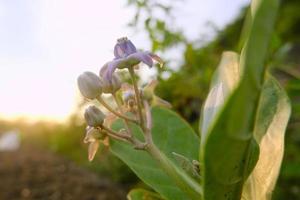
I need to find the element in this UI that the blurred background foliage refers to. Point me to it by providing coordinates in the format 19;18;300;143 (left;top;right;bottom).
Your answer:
0;0;299;199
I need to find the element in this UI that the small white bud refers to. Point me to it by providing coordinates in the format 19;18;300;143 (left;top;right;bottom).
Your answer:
77;71;102;99
84;106;105;127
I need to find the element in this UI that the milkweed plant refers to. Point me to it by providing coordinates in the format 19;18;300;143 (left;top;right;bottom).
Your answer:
76;0;291;199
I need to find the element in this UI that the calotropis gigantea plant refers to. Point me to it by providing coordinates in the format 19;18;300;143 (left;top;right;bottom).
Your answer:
76;0;291;199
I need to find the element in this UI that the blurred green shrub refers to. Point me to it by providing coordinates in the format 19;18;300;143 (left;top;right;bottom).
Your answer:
0;113;137;185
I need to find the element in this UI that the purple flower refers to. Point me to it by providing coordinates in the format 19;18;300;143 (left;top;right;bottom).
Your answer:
101;37;163;82
114;37;137;58
99;64;121;94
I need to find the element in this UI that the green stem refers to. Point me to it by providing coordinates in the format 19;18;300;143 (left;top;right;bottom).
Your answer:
146;143;202;200
100;124;145;149
111;93;146;149
112;93;133;137
128;67;146;131
99;125;130;142
96;96;138;125
143;100;153;144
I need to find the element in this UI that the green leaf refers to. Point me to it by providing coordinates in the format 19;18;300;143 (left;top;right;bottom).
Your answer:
242;76;291;200
110;107;201;200
239;0;280;81
200;0;281;199
200;58;290;200
200;51;240;142
127;188;165;200
200;51;260;200
172;152;201;180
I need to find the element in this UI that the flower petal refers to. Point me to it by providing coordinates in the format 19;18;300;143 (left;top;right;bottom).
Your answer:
99;63;108;77
88;141;100;161
148;52;164;68
127;52;153;67
102;136;110;146
84;127;100;143
104;57;141;82
103;52;154;82
114;37;137;58
99;64;121;93
104;59;124;83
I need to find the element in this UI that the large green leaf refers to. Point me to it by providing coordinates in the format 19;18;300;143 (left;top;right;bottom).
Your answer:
242;76;291;200
110;107;200;200
127;188;165;200
200;51;241;142
200;0;280;199
200;51;259;200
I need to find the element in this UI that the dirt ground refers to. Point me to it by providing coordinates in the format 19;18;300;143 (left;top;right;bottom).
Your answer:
0;145;126;200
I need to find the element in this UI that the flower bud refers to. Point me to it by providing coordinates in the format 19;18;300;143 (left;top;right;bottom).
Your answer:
102;74;121;94
142;80;157;101
142;80;172;108
84;106;105;127
128;99;135;108
77;71;102;99
122;90;135;103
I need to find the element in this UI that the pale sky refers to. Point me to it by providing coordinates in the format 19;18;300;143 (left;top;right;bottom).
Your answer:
0;0;249;121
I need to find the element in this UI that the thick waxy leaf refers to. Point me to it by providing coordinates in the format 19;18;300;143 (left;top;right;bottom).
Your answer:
172;152;201;180
200;0;281;199
200;51;259;200
110;107;200;200
242;76;291;200
127;188;165;200
200;51;240;142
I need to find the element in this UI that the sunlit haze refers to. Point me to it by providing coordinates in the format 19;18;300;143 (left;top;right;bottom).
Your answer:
0;0;249;121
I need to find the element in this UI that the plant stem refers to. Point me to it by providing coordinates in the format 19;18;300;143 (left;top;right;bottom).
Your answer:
143;100;153;144
128;67;145;131
146;143;202;200
102;124;145;149
112;93;133;137
110;93;146;149
97;96;138;125
100;125;131;140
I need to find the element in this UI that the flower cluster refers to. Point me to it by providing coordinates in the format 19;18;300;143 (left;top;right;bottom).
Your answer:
77;37;168;161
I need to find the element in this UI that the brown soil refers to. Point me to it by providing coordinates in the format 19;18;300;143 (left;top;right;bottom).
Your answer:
0;145;126;200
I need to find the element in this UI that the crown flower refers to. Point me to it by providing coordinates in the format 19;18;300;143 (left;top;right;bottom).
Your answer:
102;37;163;82
77;37;169;161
